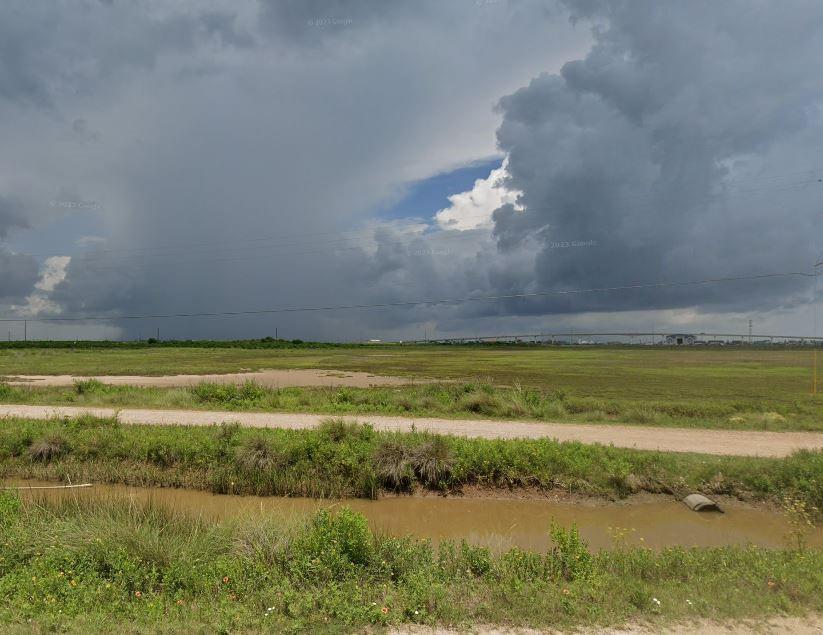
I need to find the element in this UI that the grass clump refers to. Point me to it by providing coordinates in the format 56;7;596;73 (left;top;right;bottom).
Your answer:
235;434;282;473
191;381;266;407
374;437;454;491
73;379;109;395
27;433;69;463
0;494;820;632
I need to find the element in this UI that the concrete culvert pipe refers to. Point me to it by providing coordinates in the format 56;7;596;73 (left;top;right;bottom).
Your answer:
683;494;723;512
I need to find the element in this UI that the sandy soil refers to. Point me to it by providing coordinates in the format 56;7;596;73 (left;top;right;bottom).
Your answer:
1;368;415;388
389;614;823;634
1;404;821;457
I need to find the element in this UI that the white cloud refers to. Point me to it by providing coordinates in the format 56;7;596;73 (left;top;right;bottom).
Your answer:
434;160;522;231
12;256;71;316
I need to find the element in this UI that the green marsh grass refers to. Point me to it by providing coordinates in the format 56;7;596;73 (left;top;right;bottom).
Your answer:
0;493;820;632
0;415;820;513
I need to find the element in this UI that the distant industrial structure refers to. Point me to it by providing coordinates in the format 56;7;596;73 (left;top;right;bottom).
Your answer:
398;331;823;347
663;334;697;346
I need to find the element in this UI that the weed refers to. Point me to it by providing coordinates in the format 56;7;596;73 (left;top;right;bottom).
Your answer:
235;435;281;473
27;433;69;462
374;441;414;491
549;522;593;582
410;438;454;487
73;379;108;395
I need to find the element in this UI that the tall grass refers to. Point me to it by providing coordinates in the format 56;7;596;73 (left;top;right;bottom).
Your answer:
0;415;820;514
2;378;821;431
0;493;820;632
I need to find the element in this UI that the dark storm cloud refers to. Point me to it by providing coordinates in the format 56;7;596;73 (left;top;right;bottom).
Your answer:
0;1;250;109
0;249;39;301
12;0;584;340
0;195;30;238
484;0;823;316
10;0;820;340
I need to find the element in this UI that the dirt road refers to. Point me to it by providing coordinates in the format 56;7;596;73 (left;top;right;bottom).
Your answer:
1;369;414;388
1;404;821;457
390;613;823;634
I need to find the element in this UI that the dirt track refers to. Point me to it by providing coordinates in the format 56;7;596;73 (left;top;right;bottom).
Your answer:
1;404;821;457
1;369;413;388
390;613;823;634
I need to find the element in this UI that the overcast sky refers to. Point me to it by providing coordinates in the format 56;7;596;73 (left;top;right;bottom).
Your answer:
1;0;822;341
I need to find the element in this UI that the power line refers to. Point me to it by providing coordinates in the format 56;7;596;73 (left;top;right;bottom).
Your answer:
2;270;816;324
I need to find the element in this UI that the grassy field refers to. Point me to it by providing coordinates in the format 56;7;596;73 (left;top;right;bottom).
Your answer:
0;494;820;633
1;415;821;512
2;344;822;430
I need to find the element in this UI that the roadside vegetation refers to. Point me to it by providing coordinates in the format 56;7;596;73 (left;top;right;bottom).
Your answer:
0;416;820;514
2;378;821;431
0;493;820;633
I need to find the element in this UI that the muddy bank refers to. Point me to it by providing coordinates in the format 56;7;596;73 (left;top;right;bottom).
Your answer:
1;368;418;388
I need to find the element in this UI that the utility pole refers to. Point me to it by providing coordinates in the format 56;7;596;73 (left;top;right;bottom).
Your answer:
748;319;752;345
24;320;27;342
813;260;821;396
157;327;160;341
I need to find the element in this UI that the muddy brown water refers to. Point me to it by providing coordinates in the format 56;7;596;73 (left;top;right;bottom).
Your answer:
6;481;821;551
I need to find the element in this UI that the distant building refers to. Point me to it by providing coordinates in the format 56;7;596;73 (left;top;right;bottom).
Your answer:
664;333;697;346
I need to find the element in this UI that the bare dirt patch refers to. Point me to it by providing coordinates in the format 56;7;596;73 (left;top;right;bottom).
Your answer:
1;368;415;389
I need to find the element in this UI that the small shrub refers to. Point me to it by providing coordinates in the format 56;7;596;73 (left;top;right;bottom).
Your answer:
0;491;21;525
145;442;182;467
291;508;374;578
192;381;265;406
74;378;108;395
548;522;593;582
215;421;242;444
458;391;501;416
410;438;454;487
317;418;370;443
460;541;492;576
235;435;281;473
28;433;69;462
374;441;414;491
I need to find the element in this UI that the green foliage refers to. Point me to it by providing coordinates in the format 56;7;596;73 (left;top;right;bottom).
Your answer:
549;522;594;582
73;379;108;395
0;499;820;632
0;492;21;525
4;377;821;432
191;381;266;407
0;416;820;513
290;508;375;578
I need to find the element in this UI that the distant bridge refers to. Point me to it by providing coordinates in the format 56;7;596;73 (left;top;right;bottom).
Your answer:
393;331;823;345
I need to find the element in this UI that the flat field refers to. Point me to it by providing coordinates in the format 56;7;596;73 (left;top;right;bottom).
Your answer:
1;345;821;430
0;344;818;398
